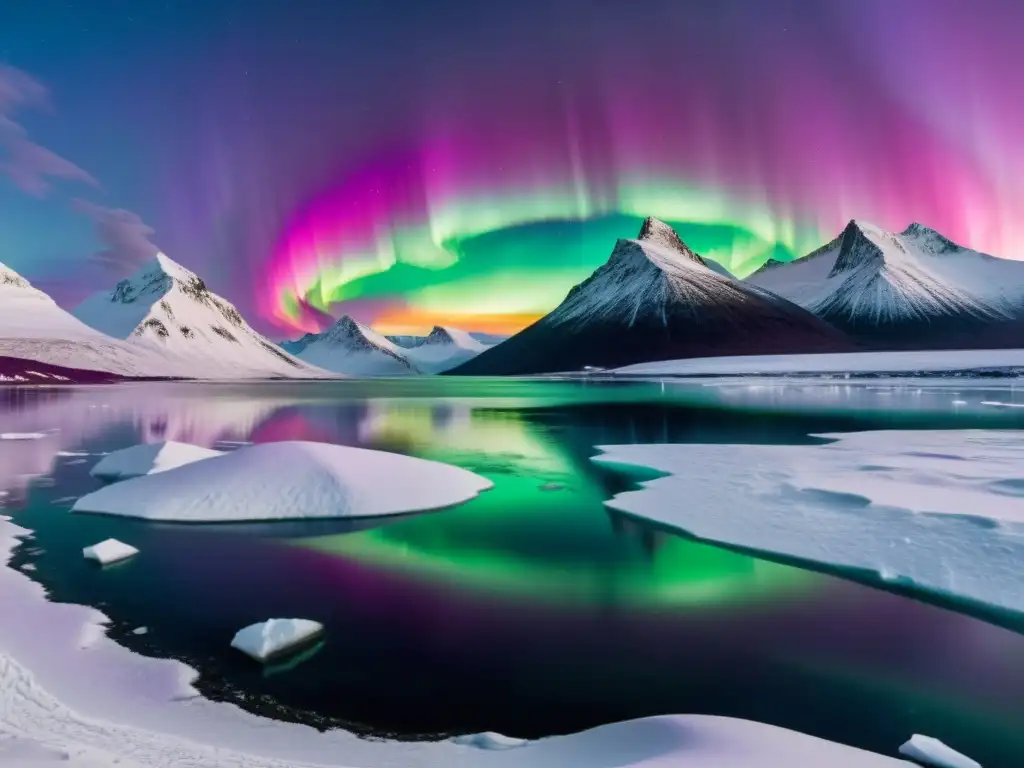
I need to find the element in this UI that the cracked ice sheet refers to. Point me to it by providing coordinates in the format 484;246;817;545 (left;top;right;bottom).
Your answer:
594;430;1024;618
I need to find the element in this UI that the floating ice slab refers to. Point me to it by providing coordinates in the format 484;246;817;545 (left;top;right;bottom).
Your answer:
899;735;980;768
230;619;324;663
594;430;1024;618
90;440;223;481
0;432;47;441
82;539;138;565
72;440;493;522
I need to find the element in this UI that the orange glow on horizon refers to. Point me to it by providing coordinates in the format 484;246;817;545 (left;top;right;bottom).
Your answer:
369;307;542;336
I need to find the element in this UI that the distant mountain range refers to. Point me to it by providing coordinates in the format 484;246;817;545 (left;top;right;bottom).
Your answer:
747;220;1024;349
1;215;1023;382
448;218;853;375
291;317;493;375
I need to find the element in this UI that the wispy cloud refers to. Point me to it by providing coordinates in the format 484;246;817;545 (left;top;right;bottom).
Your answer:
72;198;159;272
0;65;98;195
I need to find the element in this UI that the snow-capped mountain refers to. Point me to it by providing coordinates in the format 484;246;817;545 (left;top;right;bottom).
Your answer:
296;315;421;375
73;253;322;378
747;221;1024;349
448;218;853;375
296;320;492;375
0;260;174;377
634;217;735;278
403;325;491;373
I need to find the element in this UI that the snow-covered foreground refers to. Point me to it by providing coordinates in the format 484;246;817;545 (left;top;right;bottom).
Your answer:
73;441;494;522
614;348;1024;376
594;429;1024;618
0;455;913;765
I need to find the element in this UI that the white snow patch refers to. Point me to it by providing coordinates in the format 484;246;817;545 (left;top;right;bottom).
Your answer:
614;348;1024;376
899;734;980;768
452;732;528;751
594;430;1024;617
230;619;324;663
0;433;48;441
81;539;138;566
72;441;493;522
90;441;223;481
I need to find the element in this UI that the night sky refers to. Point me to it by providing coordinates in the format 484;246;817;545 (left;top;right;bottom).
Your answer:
2;0;1022;336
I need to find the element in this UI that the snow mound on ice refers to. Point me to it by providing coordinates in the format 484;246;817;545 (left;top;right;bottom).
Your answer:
90;441;223;481
82;539;138;565
72;440;493;522
230;619;324;663
899;734;980;768
594;430;1024;617
452;732;528;750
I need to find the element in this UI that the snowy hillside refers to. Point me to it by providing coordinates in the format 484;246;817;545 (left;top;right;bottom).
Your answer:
450;218;852;375
297;315;421;375
73;254;324;378
747;221;1024;348
0;261;176;376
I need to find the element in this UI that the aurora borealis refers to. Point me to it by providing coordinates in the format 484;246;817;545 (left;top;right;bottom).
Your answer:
5;1;1024;335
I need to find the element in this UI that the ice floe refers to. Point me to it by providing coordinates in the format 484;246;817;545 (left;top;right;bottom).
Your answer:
231;619;325;663
594;429;1024;618
89;440;223;481
0;432;48;441
899;734;980;768
81;539;138;566
72;440;493;522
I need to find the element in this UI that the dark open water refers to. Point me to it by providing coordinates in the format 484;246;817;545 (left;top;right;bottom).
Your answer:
3;378;1024;766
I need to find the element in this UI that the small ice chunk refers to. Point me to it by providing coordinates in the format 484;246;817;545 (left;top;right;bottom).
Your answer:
899;735;980;768
132;626;149;635
90;440;224;481
0;432;48;440
452;732;528;750
230;618;324;662
82;538;139;565
951;400;967;406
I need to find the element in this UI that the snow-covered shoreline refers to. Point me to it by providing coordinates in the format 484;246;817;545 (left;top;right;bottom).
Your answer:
0;481;912;766
611;348;1024;377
